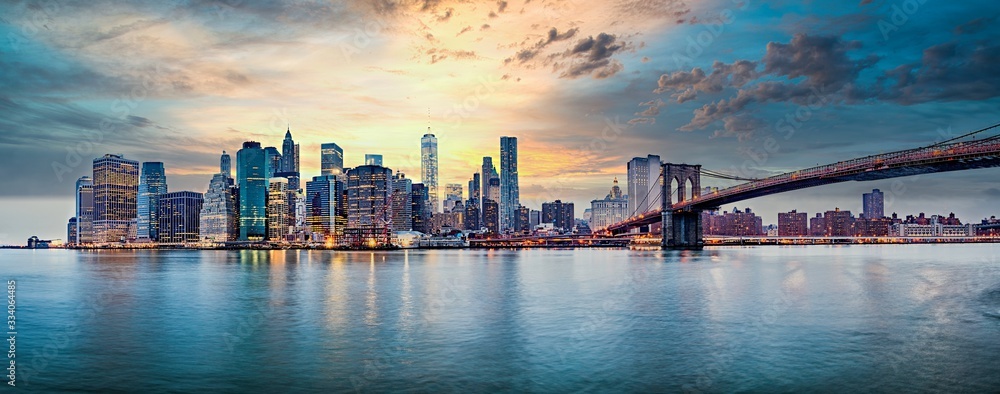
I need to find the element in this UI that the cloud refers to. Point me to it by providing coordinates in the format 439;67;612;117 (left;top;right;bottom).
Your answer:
556;33;630;79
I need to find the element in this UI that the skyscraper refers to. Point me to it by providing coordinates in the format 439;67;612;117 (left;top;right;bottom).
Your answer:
469;173;481;204
157;191;203;243
264;146;281;178
411;183;429;234
365;154;383;166
305;175;346;241
267;178;290;241
589;178;629;231
481;157;496;212
75;176;94;245
220;151;231;178
92;154;140;243
321;142;344;176
443;183;463;213
392;173;413;231
137;162;167;241
421;132;439;213
627;155;662;216
237;141;268;241
863;189;884;219
482;199;499;233
499;136;519;232
542;200;575;232
281;127;299;174
346;165;393;246
199;173;238;243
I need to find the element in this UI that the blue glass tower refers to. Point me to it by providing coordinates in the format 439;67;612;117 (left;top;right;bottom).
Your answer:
237;141;268;241
137;162;167;240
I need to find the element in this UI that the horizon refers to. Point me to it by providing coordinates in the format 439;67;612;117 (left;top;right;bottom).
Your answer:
3;0;1000;244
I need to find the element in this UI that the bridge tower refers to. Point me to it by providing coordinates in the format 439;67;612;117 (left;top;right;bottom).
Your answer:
661;163;704;249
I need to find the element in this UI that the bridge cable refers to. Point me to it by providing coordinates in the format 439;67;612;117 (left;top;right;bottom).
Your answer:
924;121;1000;149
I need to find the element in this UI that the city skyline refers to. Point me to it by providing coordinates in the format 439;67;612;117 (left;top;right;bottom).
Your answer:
2;1;1000;243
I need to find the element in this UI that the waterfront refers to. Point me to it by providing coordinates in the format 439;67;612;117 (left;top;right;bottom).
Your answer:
3;245;1000;392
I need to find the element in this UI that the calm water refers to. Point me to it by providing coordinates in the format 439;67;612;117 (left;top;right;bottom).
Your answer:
3;245;1000;392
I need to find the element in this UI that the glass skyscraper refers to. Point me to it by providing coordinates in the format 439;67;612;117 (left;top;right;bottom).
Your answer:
92;154;140;243
137;161;167;241
264;146;281;178
306;175;346;241
237;141;268;241
321;142;344;176
627;155;661;217
421;131;439;213
75;176;94;245
500;136;519;232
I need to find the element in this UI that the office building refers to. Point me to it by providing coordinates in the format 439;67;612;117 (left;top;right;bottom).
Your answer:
199;173;238;243
392;173;413;231
778;210;808;236
499;136;519;232
237;141;268;241
542;200;575;232
627;155;661;216
482;199;500;233
529;210;541;228
157;191;203;243
481;157;496;218
321;142;344;176
863;189;884;219
421;132;439;213
365;154;383;166
137;162;167;241
515;205;531;234
346;165;393;245
75;176;94;245
92;154;140;243
268;178;290;241
305;175;346;240
589;178;629;231
411;183;430;233
464;201;480;231
444;183;463;213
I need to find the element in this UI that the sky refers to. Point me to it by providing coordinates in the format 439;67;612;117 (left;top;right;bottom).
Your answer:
1;0;999;244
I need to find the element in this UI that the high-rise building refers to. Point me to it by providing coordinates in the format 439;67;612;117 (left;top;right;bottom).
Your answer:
488;178;500;203
264;147;282;178
863;189;884;219
463;201;480;231
469;173;481;203
346;165;393;245
411;183;430;234
481;157;495;215
137;162;167;241
157;191;203;244
482;199;499;233
529;210;541;228
542;200;575;232
443;183;463;213
515;205;531;233
824;208;854;237
778;210;808;236
589;178;629;231
92;154;140;243
421;132;439;213
237;142;268;241
627;155;662;217
268;178;290;241
305;175;346;241
199;173;238;243
75;176;94;245
220;151;231;178
365;154;383;167
67;217;78;245
499;136;519;232
281;127;299;174
321;143;344;176
392;173;413;231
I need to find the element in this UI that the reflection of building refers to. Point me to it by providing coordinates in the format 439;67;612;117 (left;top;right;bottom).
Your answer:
321;142;344;176
590;178;629;231
499;136;519;232
158;191;203;243
778;210;808;236
137;162;167;241
199;173;238;242
93;154;140;244
346;165;393;246
238;142;268;241
627;155;661;216
421;132;439;213
542;200;575;231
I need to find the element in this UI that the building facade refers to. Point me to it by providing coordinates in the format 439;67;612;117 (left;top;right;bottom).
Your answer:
392;173;413;231
863;189;884;219
778;210;808;236
157;191;203;243
137;161;167;241
305;175;346;241
589;178;629;231
482;199;499;233
365;154;383;166
267;178;290;241
199;173;238;243
542;200;575;232
421;132;439;213
321;142;344;176
75;176;94;245
499;136;519;232
237;141;268;241
92;154;140;244
627;155;661;217
346;165;394;245
411;183;430;234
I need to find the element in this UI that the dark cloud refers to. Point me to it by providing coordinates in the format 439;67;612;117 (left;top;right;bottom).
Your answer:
503;27;579;65
497;1;508;13
954;17;994;35
557;33;629;79
876;42;1000;104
